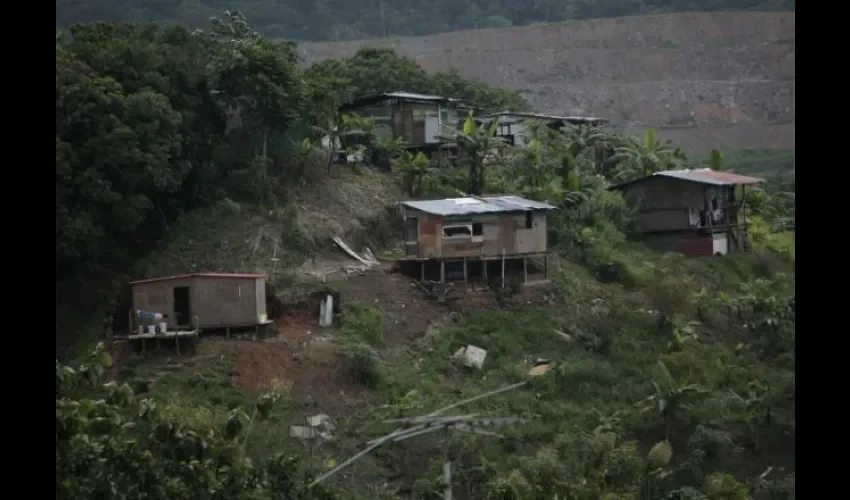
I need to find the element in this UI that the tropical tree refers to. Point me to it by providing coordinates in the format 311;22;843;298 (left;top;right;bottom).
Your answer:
638;361;705;441
561;124;619;177
612;130;687;182
442;113;504;195
392;151;438;196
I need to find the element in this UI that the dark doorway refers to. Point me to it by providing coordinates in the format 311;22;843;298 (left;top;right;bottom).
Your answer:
173;287;190;327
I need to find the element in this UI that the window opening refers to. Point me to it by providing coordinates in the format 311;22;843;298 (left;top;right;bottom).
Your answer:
443;225;472;239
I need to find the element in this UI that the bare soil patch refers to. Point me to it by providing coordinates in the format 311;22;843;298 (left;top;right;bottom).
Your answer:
230;337;375;414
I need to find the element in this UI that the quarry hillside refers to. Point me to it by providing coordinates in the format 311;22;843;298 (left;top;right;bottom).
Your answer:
299;12;796;153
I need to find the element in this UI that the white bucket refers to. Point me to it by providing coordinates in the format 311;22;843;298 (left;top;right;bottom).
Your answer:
160;322;168;333
147;325;156;334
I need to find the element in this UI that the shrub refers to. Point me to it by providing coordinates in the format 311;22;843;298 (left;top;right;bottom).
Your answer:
339;341;381;388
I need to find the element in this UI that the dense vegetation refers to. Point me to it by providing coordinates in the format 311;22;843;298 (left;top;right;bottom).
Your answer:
57;0;796;41
56;12;794;500
55;13;525;351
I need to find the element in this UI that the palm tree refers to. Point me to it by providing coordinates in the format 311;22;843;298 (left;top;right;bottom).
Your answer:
612;130;687;182
562;124;618;177
638;361;705;441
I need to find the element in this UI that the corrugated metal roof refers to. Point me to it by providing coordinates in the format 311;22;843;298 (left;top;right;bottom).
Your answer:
402;196;558;216
609;168;765;191
130;272;267;285
479;111;607;125
655;169;764;186
381;91;465;103
342;91;473;110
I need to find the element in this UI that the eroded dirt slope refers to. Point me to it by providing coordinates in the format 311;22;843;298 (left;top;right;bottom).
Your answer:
299;12;795;152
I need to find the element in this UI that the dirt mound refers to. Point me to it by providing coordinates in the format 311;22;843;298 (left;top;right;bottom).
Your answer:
299;12;795;152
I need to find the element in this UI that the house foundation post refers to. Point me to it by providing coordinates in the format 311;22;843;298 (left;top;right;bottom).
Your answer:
420;261;425;281
523;258;528;285
501;249;506;289
440;261;446;283
544;255;548;280
463;257;468;284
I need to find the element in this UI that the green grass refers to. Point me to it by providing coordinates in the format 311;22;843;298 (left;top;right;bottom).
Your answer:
105;243;794;498
289;251;795;496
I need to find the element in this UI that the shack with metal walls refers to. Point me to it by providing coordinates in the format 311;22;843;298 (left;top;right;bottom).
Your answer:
609;169;764;256
129;272;271;331
400;195;557;284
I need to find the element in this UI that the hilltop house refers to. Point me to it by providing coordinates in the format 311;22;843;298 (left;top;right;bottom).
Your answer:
609;169;764;256
339;91;474;154
476;111;607;147
399;195;557;286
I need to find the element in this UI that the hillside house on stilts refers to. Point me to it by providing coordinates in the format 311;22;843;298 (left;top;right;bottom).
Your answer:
398;195;558;288
609;169;764;256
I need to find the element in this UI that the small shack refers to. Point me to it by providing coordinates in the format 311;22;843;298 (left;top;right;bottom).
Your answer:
339;91;474;152
400;195;558;284
129;272;272;333
476;111;607;147
609;168;764;256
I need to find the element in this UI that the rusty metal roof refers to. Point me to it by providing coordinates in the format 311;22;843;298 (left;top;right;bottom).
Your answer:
655;169;764;186
402;196;558;216
130;272;266;285
609;168;765;190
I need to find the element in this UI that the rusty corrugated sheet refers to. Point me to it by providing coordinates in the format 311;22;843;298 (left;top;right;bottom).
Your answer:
656;169;764;186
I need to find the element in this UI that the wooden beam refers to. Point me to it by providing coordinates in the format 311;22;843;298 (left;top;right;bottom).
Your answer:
523;258;527;285
501;249;506;289
463;257;468;284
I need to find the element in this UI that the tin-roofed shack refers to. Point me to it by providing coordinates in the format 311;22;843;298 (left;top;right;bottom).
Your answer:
476;111;608;148
339;91;474;152
129;272;272;332
400;195;558;285
609;169;764;257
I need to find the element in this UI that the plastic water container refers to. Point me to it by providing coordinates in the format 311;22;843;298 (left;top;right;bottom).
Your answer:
138;326;144;335
160;322;167;333
147;325;157;334
137;310;164;321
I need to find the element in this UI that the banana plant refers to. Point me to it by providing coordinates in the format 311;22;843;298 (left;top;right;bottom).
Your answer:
638;361;706;441
440;112;503;195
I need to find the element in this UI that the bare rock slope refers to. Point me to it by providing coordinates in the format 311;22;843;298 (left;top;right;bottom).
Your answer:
299;12;795;153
